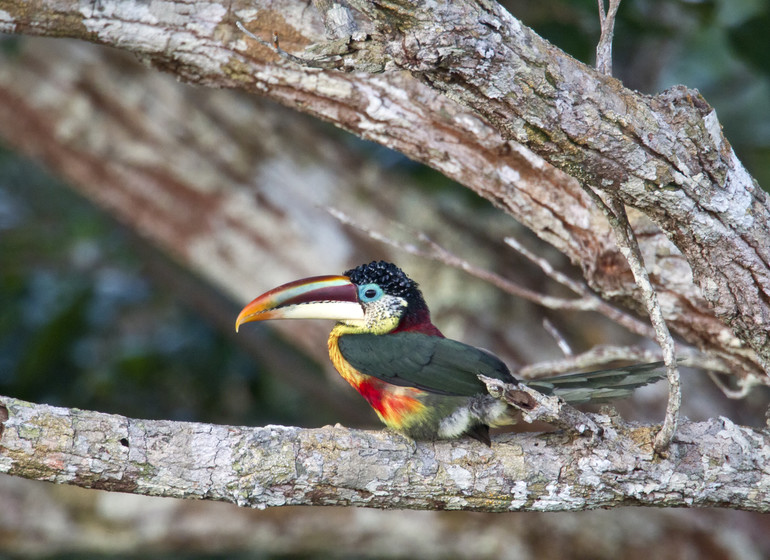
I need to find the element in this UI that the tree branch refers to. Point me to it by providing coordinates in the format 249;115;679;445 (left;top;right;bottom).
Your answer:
0;0;767;377
596;0;621;75
580;187;681;451
479;376;602;437
2;395;769;512
343;1;770;371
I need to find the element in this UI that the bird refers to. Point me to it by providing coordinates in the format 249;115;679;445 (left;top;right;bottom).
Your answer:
235;260;666;445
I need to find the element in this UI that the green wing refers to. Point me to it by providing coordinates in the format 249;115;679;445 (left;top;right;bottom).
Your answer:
337;332;515;396
339;332;666;402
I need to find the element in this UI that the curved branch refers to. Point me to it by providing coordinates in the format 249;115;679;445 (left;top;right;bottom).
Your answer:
1;395;769;512
345;0;770;369
0;0;766;377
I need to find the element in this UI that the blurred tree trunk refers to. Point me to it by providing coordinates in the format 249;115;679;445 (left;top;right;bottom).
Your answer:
0;36;558;381
3;473;767;559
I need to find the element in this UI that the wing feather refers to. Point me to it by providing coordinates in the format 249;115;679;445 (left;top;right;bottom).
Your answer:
527;361;666;404
338;332;514;396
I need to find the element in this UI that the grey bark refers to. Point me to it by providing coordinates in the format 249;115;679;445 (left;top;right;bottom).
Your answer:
2;395;770;512
344;0;770;368
0;0;766;380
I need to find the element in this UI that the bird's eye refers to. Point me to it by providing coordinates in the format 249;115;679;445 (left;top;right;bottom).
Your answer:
358;283;383;302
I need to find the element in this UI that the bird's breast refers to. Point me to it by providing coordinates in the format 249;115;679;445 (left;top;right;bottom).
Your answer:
328;328;428;430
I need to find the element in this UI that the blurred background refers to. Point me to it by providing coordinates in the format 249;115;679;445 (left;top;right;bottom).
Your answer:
1;0;769;558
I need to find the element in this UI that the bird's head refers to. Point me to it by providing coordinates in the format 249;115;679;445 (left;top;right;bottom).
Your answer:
235;261;437;335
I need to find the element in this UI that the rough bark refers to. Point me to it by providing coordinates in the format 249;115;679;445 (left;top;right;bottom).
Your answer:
1;395;769;513
343;0;770;367
0;0;766;380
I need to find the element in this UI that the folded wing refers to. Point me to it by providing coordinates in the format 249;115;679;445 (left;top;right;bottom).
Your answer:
338;332;516;396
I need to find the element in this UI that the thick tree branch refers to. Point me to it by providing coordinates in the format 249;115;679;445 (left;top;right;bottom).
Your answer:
1;395;769;512
0;0;767;378
344;0;770;369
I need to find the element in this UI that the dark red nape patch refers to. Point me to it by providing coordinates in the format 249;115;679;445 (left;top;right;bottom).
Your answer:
392;307;444;337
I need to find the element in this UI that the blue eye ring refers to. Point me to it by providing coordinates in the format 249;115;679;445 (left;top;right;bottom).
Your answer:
358;283;383;302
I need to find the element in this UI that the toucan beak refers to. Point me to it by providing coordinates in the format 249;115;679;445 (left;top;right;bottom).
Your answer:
235;275;364;332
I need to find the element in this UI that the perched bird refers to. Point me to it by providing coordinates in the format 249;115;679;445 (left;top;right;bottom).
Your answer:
236;261;665;445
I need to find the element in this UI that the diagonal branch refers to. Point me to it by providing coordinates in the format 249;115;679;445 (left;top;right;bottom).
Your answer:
0;0;767;378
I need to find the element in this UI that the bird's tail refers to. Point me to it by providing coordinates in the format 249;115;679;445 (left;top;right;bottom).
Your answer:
525;361;667;404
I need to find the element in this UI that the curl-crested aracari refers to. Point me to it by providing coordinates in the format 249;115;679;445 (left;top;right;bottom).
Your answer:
236;261;666;445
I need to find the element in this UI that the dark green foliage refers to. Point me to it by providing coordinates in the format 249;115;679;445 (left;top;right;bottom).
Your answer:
729;9;770;78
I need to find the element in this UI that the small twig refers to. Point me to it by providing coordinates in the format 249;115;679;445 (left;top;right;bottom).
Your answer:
329;207;639;316
707;371;760;400
236;20;344;69
479;376;602;437
596;0;621;76
518;345;661;379
543;318;573;356
503;236;587;295
414;231;597;311
685;354;737;374
504;236;656;340
581;187;680;453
